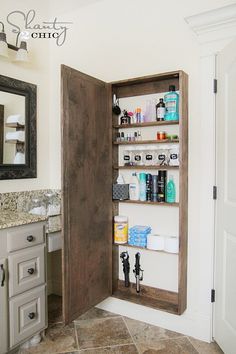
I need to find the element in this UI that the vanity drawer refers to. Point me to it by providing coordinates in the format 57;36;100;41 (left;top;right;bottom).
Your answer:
9;285;46;348
9;245;45;297
7;223;45;252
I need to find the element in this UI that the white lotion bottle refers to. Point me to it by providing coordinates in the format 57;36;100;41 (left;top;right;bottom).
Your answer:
129;172;140;200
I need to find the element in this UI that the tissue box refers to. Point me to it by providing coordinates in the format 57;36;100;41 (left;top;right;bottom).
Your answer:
112;184;129;200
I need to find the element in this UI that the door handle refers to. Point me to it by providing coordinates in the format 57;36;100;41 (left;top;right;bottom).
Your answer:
0;264;6;287
28;312;36;320
27;268;35;275
27;235;34;242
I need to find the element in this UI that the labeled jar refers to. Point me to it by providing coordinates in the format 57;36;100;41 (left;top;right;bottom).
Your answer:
144;146;155;166
157;148;169;166
114;216;128;244
133;147;143;166
123;148;132;166
169;145;179;166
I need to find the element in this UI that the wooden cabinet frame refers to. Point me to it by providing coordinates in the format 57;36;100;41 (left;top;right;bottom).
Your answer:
61;66;188;323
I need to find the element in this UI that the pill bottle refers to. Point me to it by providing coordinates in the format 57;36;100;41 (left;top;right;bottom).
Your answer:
114;216;128;244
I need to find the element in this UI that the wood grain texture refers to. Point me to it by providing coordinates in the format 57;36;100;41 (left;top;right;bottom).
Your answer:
0;75;37;179
61;65;112;324
113;165;179;170
114;121;179;129
0;104;3;164
178;71;188;314
113;139;179;145
113;280;178;314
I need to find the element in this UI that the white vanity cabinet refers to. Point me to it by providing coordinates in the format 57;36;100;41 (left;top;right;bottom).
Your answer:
0;221;47;354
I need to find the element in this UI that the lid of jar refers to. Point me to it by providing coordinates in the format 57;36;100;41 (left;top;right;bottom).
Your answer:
114;215;128;222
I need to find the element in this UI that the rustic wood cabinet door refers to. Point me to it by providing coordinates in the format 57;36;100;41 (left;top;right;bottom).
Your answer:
61;65;112;323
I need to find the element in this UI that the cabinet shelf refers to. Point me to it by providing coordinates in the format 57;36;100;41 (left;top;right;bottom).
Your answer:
113;120;179;129
113;242;178;255
114;200;179;207
5;123;25;129
114;165;179;170
113;139;179;145
5;140;25;144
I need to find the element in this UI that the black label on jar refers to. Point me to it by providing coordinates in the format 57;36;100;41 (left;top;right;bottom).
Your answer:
134;155;141;161
158;154;166;161
124;155;130;161
170;153;178;160
146;155;153;160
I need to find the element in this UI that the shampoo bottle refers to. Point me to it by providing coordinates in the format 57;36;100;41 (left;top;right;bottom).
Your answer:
164;85;179;121
129;173;140;201
166;175;176;203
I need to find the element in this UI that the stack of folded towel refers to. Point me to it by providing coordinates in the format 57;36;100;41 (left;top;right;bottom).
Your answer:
128;225;152;247
6;114;25;125
5;131;25;142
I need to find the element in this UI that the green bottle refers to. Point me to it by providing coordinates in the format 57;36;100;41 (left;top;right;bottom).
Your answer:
166;175;176;203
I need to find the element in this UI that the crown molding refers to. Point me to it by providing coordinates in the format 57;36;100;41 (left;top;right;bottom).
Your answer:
185;4;236;44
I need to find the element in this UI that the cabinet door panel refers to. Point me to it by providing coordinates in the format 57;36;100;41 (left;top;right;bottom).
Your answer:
61;65;112;323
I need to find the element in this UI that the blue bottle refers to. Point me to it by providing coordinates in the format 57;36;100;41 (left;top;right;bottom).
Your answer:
164;85;179;121
166;175;176;203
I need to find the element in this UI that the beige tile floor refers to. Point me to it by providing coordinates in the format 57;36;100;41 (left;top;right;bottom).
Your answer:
20;297;224;354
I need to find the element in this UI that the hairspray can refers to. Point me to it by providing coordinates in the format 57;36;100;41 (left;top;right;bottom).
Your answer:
146;174;152;201
157;171;167;202
152;175;158;202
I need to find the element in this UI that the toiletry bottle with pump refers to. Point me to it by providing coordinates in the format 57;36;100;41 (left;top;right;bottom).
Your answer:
164;85;179;121
166;175;176;203
139;173;147;201
129;173;140;201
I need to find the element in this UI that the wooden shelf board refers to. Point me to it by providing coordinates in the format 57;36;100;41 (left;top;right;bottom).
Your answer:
114;165;179;170
5;123;25;129
113;139;179;145
113;121;179;129
113;243;178;255
5;140;25;144
112;281;179;314
114;200;179;207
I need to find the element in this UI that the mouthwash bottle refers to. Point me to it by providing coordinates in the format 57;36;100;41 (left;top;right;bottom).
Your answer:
166;175;176;203
164;85;179;121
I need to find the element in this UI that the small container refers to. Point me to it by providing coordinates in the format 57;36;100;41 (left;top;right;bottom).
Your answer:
144;146;155;166
157;148;169;166
123;148;132;166
169;145;179;166
28;198;46;216
45;192;61;216
133;147;143;166
157;131;167;140
114;216;128;244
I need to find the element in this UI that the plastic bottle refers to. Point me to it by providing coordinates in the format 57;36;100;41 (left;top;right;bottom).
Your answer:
114;216;128;244
164;85;179;121
166;175;176;203
129;173;140;201
139;173;147;201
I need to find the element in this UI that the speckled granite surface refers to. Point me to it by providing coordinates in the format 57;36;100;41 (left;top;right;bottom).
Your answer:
0;210;47;230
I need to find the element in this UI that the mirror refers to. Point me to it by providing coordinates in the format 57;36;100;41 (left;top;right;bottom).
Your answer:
0;75;37;179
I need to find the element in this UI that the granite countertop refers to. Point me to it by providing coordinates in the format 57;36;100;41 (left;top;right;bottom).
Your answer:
0;210;47;230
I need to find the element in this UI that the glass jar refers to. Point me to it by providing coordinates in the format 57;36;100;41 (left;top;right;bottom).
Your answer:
123;148;132;166
45;192;61;216
157;148;169;166
144;146;155;166
28;198;46;216
169;145;179;166
133;147;143;166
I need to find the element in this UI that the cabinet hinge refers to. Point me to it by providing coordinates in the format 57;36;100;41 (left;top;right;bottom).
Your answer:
213;79;217;94
213;186;217;200
211;289;216;303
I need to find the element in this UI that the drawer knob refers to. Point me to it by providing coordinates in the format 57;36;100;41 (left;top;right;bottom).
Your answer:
27;268;35;275
27;235;34;242
28;312;36;320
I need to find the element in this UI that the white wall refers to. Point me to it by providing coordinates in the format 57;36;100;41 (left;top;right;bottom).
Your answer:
0;0;50;192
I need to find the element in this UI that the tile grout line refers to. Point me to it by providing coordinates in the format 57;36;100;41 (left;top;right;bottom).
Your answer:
122;316;141;354
74;321;80;351
187;336;202;354
73;315;122;324
77;342;137;352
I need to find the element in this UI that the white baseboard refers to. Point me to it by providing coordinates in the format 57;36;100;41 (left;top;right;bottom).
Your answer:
96;297;212;343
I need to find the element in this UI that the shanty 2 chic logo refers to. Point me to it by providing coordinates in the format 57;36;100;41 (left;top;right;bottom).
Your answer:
6;10;72;46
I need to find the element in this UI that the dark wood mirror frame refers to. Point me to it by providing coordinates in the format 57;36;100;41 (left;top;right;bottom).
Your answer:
0;75;37;180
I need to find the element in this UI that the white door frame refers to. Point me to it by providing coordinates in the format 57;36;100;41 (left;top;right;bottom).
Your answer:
186;3;236;341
